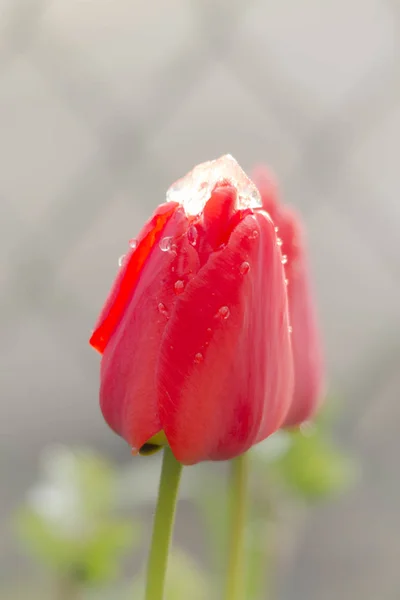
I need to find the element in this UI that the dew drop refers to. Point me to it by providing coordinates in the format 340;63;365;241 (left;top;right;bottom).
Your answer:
281;254;288;265
288;325;293;334
285;278;289;286
129;238;137;250
187;225;198;246
206;327;212;335
239;261;250;275
174;280;185;295
158;302;168;316
216;306;230;320
159;236;173;252
277;238;283;247
131;447;139;456
274;226;279;233
194;352;204;364
249;230;259;240
118;254;126;267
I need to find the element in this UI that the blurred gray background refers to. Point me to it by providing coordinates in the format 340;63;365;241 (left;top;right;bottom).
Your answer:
1;0;400;598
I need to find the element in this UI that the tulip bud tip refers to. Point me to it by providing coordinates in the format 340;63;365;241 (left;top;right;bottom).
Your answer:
166;155;262;217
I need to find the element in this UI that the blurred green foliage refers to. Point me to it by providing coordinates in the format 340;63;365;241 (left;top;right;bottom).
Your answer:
131;549;210;600
271;424;353;500
11;402;354;599
253;408;353;501
15;448;138;588
192;404;354;599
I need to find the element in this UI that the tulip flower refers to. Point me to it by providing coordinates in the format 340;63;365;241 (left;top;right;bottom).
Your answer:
252;167;324;426
90;155;293;465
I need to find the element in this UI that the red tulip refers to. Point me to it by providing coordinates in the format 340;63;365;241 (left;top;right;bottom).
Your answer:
252;167;324;426
90;155;293;465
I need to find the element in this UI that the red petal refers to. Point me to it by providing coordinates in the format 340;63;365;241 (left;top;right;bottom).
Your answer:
157;210;293;465
202;184;237;248
254;169;325;425
251;166;280;221
279;209;324;425
90;202;178;354
99;206;200;450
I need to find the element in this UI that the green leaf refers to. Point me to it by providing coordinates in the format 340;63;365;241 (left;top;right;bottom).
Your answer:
272;426;354;500
15;509;80;572
131;548;210;600
77;520;138;584
14;447;141;585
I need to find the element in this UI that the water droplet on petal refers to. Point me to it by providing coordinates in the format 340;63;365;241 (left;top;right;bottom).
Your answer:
129;238;137;250
187;225;198;246
194;352;204;364
118;254;126;267
249;230;259;240
285;278;289;286
274;226;279;233
216;306;230;320
158;302;168;316
277;238;283;247
159;236;173;252
174;280;185;295
288;326;293;334
281;255;288;265
131;447;139;456
239;261;250;275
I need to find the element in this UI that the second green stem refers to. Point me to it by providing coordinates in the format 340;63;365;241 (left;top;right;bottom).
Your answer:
224;452;249;600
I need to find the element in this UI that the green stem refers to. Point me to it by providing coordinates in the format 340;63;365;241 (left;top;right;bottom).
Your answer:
224;452;249;600
245;519;268;600
145;447;183;600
